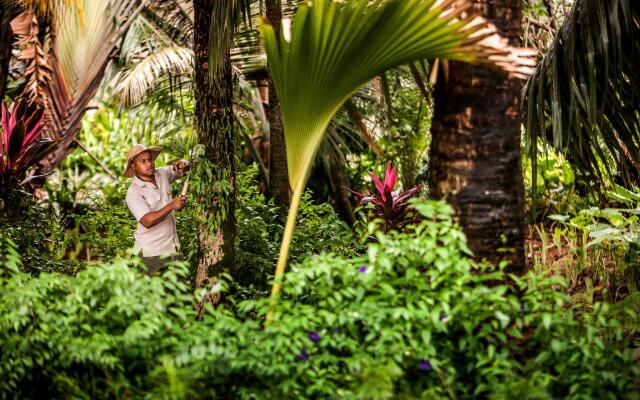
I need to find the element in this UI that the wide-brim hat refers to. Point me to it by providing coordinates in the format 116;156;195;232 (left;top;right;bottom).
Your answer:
123;144;162;178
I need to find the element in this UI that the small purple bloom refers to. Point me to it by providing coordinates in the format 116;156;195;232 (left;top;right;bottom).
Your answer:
299;349;308;361
439;313;447;321
358;265;368;273
308;331;320;342
473;325;482;335
419;360;432;371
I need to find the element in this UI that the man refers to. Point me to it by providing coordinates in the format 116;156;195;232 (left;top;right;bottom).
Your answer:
123;144;190;274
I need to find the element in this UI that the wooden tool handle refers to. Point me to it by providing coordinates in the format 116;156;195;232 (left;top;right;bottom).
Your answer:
180;180;190;197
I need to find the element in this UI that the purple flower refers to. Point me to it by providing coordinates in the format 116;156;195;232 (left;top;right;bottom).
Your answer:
308;331;320;342
358;265;368;273
473;325;482;335
419;360;432;371
439;313;447;321
299;349;308;361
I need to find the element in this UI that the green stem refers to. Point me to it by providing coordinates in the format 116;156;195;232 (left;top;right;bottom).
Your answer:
265;171;306;326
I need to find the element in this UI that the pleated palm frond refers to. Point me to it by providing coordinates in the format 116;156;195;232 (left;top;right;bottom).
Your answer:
11;0;146;173
260;0;537;311
522;0;640;191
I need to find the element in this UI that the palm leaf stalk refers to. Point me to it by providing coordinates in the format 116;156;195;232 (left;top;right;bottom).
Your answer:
260;0;536;320
522;0;640;197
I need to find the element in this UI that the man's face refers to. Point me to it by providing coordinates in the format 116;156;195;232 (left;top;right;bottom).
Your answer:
132;151;155;178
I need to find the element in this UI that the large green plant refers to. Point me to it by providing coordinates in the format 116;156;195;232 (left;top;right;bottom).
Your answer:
2;200;638;399
259;0;534;310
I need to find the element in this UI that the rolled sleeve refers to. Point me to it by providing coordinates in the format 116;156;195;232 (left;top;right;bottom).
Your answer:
126;189;150;222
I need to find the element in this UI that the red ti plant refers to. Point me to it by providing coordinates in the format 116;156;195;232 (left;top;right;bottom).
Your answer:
347;163;423;233
0;99;58;207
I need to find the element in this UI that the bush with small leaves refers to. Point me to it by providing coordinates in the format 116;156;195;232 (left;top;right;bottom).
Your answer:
0;200;638;399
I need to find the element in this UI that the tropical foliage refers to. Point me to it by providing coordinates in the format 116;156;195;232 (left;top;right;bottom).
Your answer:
0;99;57;206
260;0;535;306
1;0;639;397
523;0;640;190
9;0;143;173
347;163;422;233
1;200;639;399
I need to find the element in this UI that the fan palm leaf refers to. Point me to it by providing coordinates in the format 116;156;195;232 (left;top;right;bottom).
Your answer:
260;0;536;311
522;0;640;193
11;0;146;174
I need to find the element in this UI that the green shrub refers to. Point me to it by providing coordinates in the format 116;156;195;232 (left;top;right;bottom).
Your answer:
234;165;361;298
0;205;82;275
0;255;193;399
0;200;638;399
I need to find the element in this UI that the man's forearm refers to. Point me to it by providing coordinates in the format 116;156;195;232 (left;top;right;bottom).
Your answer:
140;203;174;228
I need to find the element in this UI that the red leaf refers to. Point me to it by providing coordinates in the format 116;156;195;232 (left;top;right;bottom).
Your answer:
369;171;386;200
22;107;45;146
344;186;366;200
1;101;10;154
383;163;397;191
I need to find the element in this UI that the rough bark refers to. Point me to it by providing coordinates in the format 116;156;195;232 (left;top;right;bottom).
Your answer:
0;6;15;100
429;0;525;273
194;0;236;287
265;0;290;208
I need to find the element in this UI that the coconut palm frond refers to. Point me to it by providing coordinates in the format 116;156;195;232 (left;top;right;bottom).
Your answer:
231;26;266;76
115;45;193;107
260;0;536;314
142;0;193;47
523;0;640;190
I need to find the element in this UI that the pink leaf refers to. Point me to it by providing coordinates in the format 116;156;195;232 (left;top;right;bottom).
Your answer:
369;171;386;200
22;112;45;147
383;163;397;191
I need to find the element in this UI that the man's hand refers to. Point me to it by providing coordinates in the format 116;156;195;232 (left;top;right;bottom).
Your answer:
171;195;186;210
172;160;191;173
140;196;186;228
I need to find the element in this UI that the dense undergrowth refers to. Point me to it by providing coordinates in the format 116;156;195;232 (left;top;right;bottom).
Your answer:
1;200;639;399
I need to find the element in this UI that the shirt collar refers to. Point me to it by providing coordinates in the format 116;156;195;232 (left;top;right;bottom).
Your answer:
132;170;160;188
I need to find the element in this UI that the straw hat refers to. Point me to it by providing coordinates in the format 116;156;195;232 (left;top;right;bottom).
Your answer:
123;144;162;178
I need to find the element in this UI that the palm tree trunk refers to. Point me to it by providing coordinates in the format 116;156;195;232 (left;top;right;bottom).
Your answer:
429;0;525;273
194;0;237;286
265;0;290;208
